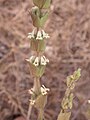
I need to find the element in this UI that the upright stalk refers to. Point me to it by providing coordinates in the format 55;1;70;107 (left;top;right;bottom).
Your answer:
57;69;81;120
26;1;81;120
27;0;51;120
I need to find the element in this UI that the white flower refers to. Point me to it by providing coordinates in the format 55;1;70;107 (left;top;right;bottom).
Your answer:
41;56;49;65
88;100;90;104
28;29;50;40
36;31;43;40
26;56;35;63
28;88;34;95
33;57;39;66
28;29;35;39
43;56;49;63
41;85;50;95
42;56;46;60
42;30;50;39
46;58;49;63
41;56;47;65
30;99;35;105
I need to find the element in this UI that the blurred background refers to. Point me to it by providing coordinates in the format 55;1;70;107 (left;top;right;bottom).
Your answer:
0;0;90;120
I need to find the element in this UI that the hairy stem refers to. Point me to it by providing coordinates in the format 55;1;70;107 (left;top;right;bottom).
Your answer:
27;104;32;120
38;109;44;120
34;77;41;94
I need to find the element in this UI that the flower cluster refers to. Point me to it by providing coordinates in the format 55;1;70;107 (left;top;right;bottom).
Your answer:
26;55;49;66
29;85;49;107
41;85;50;95
30;99;35;105
28;29;50;40
61;68;81;111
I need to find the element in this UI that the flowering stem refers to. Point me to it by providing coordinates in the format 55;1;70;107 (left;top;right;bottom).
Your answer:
57;69;81;120
27;0;50;120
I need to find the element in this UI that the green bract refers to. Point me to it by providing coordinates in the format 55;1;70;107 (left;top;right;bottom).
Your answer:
35;94;47;109
30;38;46;52
29;63;46;77
31;7;49;27
67;68;81;87
33;0;51;9
57;111;71;120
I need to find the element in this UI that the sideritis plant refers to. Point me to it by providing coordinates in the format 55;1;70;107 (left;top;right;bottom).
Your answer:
26;0;51;120
26;0;81;120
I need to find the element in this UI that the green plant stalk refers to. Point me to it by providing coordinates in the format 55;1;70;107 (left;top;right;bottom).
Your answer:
57;69;81;120
26;1;81;120
38;109;44;120
27;77;41;120
27;0;50;120
35;25;43;120
34;77;41;94
57;111;71;120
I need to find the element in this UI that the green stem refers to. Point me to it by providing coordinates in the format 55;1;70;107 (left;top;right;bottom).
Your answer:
34;77;41;95
38;109;44;120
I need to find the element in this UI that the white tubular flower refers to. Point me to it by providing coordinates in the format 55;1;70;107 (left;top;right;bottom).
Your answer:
88;100;90;104
30;99;35;105
29;90;33;95
41;56;49;65
26;56;35;63
41;56;47;65
33;57;39;66
41;85;50;95
28;29;35;39
30;56;35;62
43;56;49;63
46;58;49;63
42;30;50;39
28;88;34;95
36;31;43;40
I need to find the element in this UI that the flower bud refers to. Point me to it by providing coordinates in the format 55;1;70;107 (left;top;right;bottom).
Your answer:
68;93;74;109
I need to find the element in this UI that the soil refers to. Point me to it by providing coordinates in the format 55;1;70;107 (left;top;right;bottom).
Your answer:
0;0;90;120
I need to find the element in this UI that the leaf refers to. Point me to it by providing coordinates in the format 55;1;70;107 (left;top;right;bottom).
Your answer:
40;12;49;27
57;112;71;120
37;65;46;77
30;39;45;52
31;7;41;27
35;94;47;109
31;7;49;27
33;0;45;8
29;63;46;77
33;0;51;9
73;68;81;81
